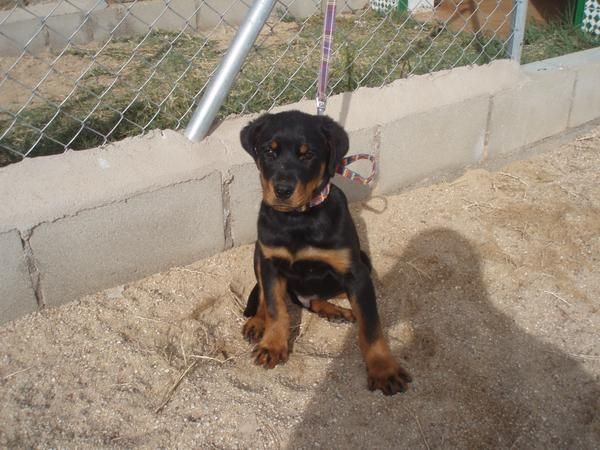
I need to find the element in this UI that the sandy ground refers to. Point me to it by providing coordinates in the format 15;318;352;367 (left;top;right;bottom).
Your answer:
1;126;600;449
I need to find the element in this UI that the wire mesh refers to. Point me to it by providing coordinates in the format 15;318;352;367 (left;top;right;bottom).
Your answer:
0;0;520;166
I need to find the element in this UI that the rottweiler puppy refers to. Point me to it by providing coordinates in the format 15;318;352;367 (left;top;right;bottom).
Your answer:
239;110;411;395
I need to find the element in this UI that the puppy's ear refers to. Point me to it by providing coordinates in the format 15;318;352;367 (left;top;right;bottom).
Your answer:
320;116;349;178
240;113;271;160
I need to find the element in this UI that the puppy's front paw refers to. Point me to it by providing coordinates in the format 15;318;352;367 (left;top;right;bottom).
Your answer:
242;317;265;343
252;341;289;369
367;360;412;396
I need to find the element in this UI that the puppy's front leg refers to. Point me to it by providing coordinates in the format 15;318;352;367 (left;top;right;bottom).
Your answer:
252;254;289;369
346;261;412;395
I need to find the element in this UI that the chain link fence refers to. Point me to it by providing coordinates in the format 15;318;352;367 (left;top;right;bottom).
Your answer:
0;0;525;166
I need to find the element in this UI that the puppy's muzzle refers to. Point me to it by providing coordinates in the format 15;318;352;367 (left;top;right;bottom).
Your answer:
273;180;296;200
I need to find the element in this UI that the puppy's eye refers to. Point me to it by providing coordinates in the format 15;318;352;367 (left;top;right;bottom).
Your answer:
263;141;278;159
264;148;277;159
299;150;314;161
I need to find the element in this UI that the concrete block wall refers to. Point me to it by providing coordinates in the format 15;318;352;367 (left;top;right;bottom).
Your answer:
377;95;489;193
0;230;37;321
487;69;576;156
29;173;224;307
570;62;600;127
1;47;600;323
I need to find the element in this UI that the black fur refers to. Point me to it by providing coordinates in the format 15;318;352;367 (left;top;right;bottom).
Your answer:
239;110;411;395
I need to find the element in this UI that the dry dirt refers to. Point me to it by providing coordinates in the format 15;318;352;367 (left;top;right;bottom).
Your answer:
1;126;600;449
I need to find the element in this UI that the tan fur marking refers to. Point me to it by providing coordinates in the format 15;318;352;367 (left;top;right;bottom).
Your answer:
270;141;278;150
255;258;266;319
263;277;288;334
288;162;325;208
259;174;277;206
299;143;309;155
349;294;409;394
243;258;267;343
296;247;351;273
364;336;393;367
259;242;351;274
259;242;293;262
310;299;355;322
259;162;325;211
254;276;289;368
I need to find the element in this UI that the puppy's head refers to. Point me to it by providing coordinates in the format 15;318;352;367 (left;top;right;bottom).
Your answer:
240;110;349;211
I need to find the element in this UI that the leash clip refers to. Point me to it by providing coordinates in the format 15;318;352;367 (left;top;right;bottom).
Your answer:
316;99;327;116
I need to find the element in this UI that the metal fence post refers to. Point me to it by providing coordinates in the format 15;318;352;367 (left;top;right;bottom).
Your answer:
184;0;278;142
507;0;529;62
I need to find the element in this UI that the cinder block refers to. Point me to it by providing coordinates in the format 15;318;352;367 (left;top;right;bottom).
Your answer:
229;163;261;247
158;0;198;30
63;0;108;14
89;6;127;41
46;14;90;50
523;46;600;72
0;0;107;54
25;0;106;19
279;0;367;15
29;172;224;307
376;95;489;194
299;60;519;134
0;0;105;24
196;0;249;30
0;19;48;56
125;0;197;35
487;70;576;156
569;62;600;127
0;5;37;24
0;230;37;324
276;0;319;19
341;0;370;12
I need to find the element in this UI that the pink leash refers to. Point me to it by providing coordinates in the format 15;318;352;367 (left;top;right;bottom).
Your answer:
316;0;376;187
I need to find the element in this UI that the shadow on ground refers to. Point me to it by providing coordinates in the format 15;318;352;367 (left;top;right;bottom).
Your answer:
288;225;599;448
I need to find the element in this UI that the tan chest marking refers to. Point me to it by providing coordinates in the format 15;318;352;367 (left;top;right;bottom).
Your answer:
259;242;351;274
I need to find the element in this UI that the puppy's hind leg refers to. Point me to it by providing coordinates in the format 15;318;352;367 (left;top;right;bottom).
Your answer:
309;298;355;323
290;290;355;323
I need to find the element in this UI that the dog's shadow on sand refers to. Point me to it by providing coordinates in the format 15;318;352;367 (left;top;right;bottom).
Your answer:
286;203;599;448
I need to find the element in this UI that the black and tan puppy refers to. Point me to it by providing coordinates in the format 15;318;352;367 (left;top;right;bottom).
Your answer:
240;110;411;395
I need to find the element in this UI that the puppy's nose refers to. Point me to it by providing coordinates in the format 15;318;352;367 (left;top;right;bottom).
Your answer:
274;182;295;200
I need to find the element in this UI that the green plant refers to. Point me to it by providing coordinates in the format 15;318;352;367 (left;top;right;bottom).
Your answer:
522;18;599;64
275;6;297;24
341;44;358;91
